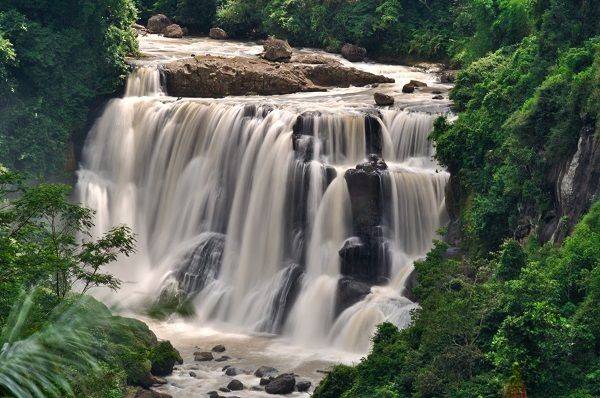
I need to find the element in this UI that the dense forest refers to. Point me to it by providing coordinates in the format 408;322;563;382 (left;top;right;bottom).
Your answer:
1;0;599;397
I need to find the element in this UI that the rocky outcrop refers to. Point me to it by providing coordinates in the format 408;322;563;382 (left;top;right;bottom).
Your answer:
127;388;172;398
194;351;213;361
163;55;393;98
335;276;371;315
341;43;367;62
147;14;171;34
374;92;394;106
262;37;293;62
164;24;184;38
543;126;600;242
209;27;228;40
342;155;391;284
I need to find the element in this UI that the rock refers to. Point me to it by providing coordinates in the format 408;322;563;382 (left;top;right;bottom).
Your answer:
164;24;184;38
413;62;445;73
222;365;231;371
163;55;393;98
432;95;444;100
291;54;342;66
402;84;415;93
209;27;228;40
227;380;244;391
296;380;312;392
260;377;274;386
150;341;183;376
194;351;214;361
265;373;296;395
341;43;367;62
225;367;243;376
152;377;168;385
207;392;219;398
335;276;372;315
147;14;171;34
215;355;230;362
254;366;278;378
212;344;226;352
374;92;394;106
439;70;458;83
127;388;173;398
219;387;230;393
251;386;263;391
262;37;293;62
408;79;427;87
189;371;197;377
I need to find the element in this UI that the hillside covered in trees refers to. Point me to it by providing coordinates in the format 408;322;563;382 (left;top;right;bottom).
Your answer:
0;0;599;397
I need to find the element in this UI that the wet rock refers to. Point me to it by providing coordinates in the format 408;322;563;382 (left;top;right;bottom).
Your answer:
207;392;219;398
152;377;168;385
265;373;296;395
225;367;244;376
215;355;230;362
296;380;312;392
251;386;263;391
402;84;415;93
222;365;231;371
189;371;197;377
254;366;279;378
212;344;226;352
408;79;427;87
341;43;367;62
260;377;274;386
374;92;394;106
335;276;372;315
150;341;183;376
163;55;392;98
194;351;214;361
127;388;172;398
164;24;184;38
432;95;444;100
365;113;384;156
209;27;228;40
291;54;342;66
402;268;418;302
262;37;293;62
227;379;244;391
219;387;230;392
147;14;171;34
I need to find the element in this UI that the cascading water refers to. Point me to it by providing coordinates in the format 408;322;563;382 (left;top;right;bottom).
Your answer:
77;41;450;359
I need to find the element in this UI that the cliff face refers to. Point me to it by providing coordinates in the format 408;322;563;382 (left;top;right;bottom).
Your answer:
542;126;600;242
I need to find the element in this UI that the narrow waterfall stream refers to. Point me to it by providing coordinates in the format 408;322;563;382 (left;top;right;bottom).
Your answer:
76;35;450;397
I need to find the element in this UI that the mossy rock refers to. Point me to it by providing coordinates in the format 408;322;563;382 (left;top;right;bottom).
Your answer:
150;340;183;376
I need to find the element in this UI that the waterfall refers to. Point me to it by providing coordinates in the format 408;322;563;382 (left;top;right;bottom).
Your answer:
77;65;449;353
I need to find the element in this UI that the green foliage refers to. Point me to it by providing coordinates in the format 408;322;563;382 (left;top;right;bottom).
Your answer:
0;167;135;322
0;0;137;175
150;340;183;376
316;202;600;397
135;0;217;33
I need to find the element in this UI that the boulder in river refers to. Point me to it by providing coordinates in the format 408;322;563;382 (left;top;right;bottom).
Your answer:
215;355;230;362
147;14;171;34
227;379;244;391
209;27;228;40
262;37;293;62
335;276;372;315
341;43;367;62
254;366;278;378
265;373;296;395
194;351;213;361
225;366;244;376
127;388;172;398
402;84;415;93
164;24;184;38
260;376;274;385
374;92;394;106
212;344;226;352
163;55;393;98
296;380;312;392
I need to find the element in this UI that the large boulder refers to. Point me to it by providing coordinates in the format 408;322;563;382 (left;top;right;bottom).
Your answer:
341;43;367;62
265;374;296;395
209;27;228;40
374;92;394;106
164;24;184;38
163;55;393;98
296;380;312;392
212;344;226;352
149;341;183;376
335;276;371;315
262;37;293;62
147;14;171;34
